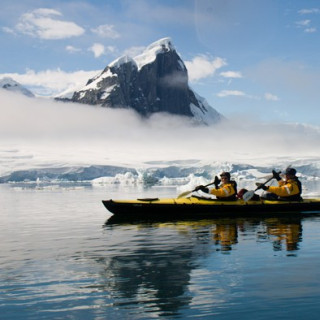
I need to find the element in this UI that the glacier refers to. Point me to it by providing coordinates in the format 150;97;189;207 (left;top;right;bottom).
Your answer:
1;153;319;198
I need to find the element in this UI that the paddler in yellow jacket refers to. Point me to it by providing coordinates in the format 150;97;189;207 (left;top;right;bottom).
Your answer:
195;172;237;201
258;168;302;201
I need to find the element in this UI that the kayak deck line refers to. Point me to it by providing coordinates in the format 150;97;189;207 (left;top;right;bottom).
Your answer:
105;197;320;205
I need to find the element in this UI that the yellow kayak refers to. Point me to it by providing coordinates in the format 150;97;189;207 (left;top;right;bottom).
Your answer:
102;196;320;221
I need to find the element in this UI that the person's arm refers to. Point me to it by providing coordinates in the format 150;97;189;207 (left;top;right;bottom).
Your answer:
267;183;293;197
210;185;232;197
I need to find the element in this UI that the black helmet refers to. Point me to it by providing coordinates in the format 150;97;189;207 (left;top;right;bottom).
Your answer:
220;171;231;180
285;168;296;176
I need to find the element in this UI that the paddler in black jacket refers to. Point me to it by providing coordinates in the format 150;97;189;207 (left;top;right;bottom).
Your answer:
258;168;302;201
195;171;237;201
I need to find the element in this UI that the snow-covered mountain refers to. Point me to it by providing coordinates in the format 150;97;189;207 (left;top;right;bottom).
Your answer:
0;77;34;97
61;38;223;125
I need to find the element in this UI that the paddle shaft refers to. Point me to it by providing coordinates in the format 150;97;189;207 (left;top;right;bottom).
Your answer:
254;175;274;191
177;181;216;198
242;171;281;202
197;181;216;192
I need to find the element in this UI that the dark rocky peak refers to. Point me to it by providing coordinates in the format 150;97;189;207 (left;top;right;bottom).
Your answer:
63;37;223;124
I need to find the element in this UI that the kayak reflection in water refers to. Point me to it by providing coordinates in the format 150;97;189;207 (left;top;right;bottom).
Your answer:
194;171;238;201
212;222;238;251
211;218;302;252
265;219;302;251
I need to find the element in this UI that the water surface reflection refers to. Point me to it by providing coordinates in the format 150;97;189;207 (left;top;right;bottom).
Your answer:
106;216;303;252
1;182;318;320
92;217;305;317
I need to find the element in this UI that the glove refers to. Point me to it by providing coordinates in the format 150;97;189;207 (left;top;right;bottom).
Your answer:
194;185;209;193
256;183;268;191
272;170;281;181
214;176;221;188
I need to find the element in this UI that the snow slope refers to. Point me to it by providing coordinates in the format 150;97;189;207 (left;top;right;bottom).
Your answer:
70;37;222;124
134;37;176;70
0;77;34;97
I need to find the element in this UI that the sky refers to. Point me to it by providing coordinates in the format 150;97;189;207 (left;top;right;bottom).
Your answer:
0;0;320;125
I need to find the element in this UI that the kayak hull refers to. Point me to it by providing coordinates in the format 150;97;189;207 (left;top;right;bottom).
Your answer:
102;197;320;222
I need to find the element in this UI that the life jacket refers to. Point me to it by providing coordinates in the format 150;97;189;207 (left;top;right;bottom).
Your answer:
279;178;302;201
268;177;302;201
213;180;237;201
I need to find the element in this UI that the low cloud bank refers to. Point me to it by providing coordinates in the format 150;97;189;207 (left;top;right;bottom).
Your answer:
1;90;319;171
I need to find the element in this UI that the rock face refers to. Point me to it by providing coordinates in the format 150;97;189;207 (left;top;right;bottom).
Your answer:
67;38;223;124
0;77;35;97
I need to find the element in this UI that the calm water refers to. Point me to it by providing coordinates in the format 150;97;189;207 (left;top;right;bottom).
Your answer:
1;184;320;320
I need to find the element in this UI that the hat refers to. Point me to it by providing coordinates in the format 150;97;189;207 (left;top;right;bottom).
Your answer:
285;168;296;176
220;172;231;179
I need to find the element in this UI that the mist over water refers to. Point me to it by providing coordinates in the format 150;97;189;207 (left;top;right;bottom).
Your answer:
1;89;319;178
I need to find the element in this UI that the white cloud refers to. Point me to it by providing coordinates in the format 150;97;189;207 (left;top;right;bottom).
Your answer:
0;69;99;96
2;26;15;35
305;27;317;33
264;93;279;101
296;19;311;26
220;71;243;78
298;8;320;14
88;43;118;58
66;45;81;53
185;55;227;82
295;19;316;33
1;90;319;175
14;8;85;40
91;24;120;38
123;46;145;57
217;90;246;98
89;43;105;58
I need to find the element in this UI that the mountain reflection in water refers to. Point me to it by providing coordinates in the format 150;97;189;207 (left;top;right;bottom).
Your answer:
1;185;319;319
94;217;305;316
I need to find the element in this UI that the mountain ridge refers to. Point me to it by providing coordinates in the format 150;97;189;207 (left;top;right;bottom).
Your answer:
59;38;223;125
0;77;35;97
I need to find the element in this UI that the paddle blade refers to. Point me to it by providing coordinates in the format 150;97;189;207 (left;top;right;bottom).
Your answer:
177;181;215;199
242;190;255;202
177;190;193;198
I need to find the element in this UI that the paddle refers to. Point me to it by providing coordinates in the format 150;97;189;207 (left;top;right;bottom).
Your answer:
177;181;216;199
242;172;280;202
